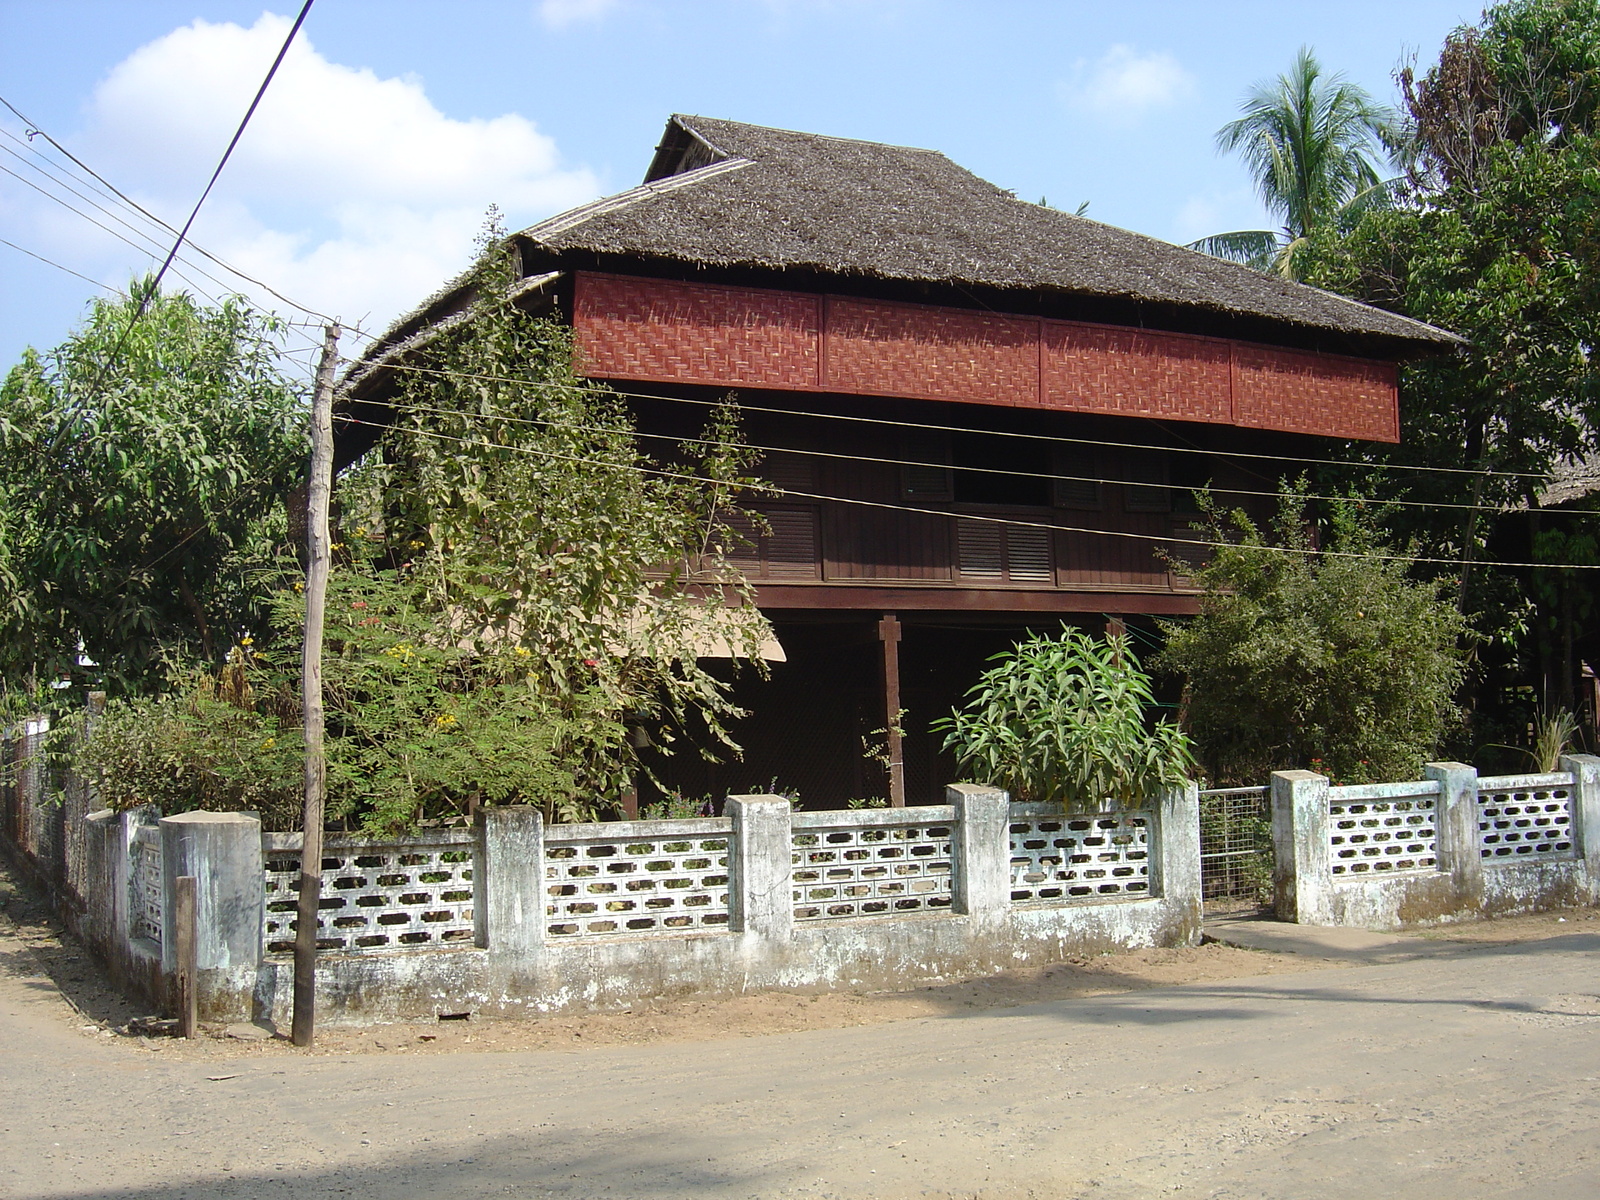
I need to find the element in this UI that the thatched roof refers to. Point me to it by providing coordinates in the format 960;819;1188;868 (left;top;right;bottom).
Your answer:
514;114;1459;353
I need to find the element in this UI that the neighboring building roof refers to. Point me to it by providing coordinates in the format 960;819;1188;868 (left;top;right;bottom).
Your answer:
516;114;1460;353
1539;454;1600;508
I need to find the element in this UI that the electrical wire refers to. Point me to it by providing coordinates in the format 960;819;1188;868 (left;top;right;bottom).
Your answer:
367;390;1512;516
0;162;228;306
0;237;125;296
0;99;363;330
355;357;1545;484
337;414;1600;571
41;1;313;420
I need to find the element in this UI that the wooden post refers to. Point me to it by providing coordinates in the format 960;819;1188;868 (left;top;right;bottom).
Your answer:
173;875;197;1038
1105;615;1127;667
293;322;340;1049
878;613;906;807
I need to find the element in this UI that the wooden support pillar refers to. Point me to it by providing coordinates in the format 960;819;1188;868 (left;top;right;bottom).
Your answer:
1105;615;1126;667
878;613;906;808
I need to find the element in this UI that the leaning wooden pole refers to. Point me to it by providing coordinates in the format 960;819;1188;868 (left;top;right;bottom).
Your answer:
292;321;341;1048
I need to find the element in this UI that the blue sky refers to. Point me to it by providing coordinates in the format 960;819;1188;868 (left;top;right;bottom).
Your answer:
1;0;1482;376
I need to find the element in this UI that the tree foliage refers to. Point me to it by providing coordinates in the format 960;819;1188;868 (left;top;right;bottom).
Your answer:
1155;494;1468;785
337;221;774;820
0;280;305;694
934;628;1196;807
1297;0;1600;723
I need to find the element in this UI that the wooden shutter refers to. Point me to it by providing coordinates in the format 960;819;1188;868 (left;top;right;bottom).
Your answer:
1123;450;1172;513
901;430;953;501
956;519;1053;583
1052;446;1102;510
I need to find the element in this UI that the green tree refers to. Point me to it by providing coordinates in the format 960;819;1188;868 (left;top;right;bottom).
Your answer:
1189;47;1398;278
1154;494;1468;785
332;220;774;821
934;628;1195;807
1299;0;1600;718
0;280;306;695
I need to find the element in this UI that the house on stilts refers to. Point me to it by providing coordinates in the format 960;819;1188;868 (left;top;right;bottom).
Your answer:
342;115;1460;810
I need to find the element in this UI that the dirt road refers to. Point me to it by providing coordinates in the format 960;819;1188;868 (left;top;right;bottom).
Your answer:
3;868;1598;1199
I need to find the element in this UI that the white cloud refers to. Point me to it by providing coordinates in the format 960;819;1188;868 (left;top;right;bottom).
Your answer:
537;0;620;29
1063;45;1194;120
60;12;600;344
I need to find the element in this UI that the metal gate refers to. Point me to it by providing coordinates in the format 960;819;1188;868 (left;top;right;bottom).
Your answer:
1198;785;1273;910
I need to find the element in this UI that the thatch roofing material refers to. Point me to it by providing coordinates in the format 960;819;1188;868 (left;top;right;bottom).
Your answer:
518;115;1459;353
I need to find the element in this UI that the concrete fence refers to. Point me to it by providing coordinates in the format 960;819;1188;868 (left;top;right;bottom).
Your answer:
5;763;1202;1024
1272;755;1600;928
14;712;1600;1027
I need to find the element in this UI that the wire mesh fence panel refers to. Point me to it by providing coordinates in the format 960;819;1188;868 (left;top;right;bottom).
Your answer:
1198;786;1272;907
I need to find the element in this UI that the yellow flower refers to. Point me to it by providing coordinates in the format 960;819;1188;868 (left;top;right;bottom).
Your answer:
260;737;276;751
240;637;254;646
433;712;457;728
514;646;532;658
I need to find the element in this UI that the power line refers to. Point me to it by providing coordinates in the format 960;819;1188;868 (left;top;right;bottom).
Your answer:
0;237;125;296
0;66;351;329
369;390;1508;517
339;415;1600;572
65;0;313;411
355;357;1546;484
0;159;237;305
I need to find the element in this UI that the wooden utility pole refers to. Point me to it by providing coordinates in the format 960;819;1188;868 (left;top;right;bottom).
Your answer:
293;321;340;1049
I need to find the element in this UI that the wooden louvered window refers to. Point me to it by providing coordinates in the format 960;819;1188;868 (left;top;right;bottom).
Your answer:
1122;450;1172;513
956;518;1053;584
1052;446;1102;510
901;430;953;502
722;505;820;579
759;450;816;499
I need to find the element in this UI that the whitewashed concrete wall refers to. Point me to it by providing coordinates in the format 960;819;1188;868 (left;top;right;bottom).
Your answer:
1273;754;1600;929
244;783;1201;1026
69;807;264;1018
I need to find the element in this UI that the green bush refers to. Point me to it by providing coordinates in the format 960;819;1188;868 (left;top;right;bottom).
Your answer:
1155;492;1468;785
933;628;1196;807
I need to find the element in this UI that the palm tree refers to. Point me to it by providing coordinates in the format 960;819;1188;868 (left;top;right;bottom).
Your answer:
1189;47;1398;279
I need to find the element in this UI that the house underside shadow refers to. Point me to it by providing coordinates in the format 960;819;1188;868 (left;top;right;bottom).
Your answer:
642;613;1167;810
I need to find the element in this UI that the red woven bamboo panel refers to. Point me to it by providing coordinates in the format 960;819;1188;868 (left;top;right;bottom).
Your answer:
573;273;820;389
1233;345;1399;442
1043;323;1231;421
824;297;1038;406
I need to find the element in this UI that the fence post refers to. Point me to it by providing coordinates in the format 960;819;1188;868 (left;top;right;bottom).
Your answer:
1424;761;1481;905
726;795;793;941
173;876;198;1038
1153;782;1202;928
1560;753;1600;903
159;812;264;1019
476;806;545;957
1271;770;1332;925
948;784;1010;928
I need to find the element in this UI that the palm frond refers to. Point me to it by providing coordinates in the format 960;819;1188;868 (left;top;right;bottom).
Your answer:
1185;230;1282;272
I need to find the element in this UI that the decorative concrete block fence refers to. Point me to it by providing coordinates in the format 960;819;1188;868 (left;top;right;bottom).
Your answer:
40;784;1201;1025
1272;755;1600;929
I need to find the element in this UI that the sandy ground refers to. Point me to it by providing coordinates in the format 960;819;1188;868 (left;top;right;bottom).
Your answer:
7;855;1600;1199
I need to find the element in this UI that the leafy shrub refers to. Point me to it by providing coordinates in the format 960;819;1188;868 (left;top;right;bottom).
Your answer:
933;628;1196;807
1155;491;1468;785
